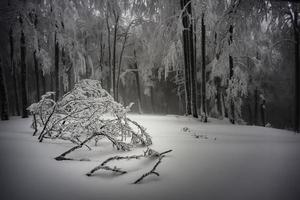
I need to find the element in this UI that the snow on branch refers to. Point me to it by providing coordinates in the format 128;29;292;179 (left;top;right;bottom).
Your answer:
86;148;172;184
28;79;152;160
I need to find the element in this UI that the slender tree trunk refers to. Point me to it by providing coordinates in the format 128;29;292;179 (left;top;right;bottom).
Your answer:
33;13;40;102
187;3;198;118
254;87;258;125
112;15;119;100
106;10;112;94
116;24;131;102
54;32;59;101
9;27;20;116
215;77;222;117
260;98;266;127
201;13;207;122
41;70;46;94
99;32;104;85
34;50;40;101
0;58;9;120
294;9;299;133
180;0;191;115
247;102;252;125
20;30;28;118
134;50;142;114
222;92;228;118
150;86;155;113
228;25;235;124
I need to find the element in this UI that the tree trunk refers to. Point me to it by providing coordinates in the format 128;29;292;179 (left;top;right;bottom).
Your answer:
294;9;299;133
116;24;131;102
54;32;59;101
41;70;46;95
215;77;222;117
187;2;198;118
254;87;258;125
9;27;20;116
0;58;9;120
106;9;112;94
180;0;191;115
33;13;40;102
150;86;155;113
201;13;207;122
134;50;142;114
247;102;253;125
34;50;40;101
20;30;28;118
260;98;266;127
228;25;235;124
112;15;119;100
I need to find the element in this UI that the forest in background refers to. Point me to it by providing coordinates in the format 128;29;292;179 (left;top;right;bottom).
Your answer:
0;0;299;132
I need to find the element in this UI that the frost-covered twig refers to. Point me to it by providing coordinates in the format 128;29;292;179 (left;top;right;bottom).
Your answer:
86;166;127;176
86;153;145;176
133;153;170;184
38;104;57;142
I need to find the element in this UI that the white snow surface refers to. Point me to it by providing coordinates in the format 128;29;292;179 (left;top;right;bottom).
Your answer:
0;114;300;200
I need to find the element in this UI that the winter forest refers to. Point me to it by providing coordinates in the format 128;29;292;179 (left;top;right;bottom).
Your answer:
0;0;300;200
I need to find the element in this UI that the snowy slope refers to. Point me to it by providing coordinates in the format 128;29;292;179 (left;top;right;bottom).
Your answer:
0;115;300;200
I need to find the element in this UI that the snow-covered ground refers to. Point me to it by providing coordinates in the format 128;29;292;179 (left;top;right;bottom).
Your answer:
0;114;300;200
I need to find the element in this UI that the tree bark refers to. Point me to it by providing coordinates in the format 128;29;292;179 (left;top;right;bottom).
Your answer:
41;70;46;95
34;50;40;101
116;23;131;102
180;0;191;115
0;58;9;120
201;13;207;122
228;25;235;124
112;14;119;100
20;30;28;118
260;98;266;127
9;27;20;116
34;13;40;102
106;8;112;94
187;2;198;118
134;50;142;114
294;9;299;133
254;87;258;125
54;32;59;101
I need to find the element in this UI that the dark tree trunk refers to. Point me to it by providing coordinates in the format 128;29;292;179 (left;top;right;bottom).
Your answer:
34;51;40;101
222;92;228;118
228;25;235;124
54;32;59;101
294;9;299;133
33;13;40;101
215;77;222;117
50;72;54;92
20;30;28;118
201;13;207;122
9;27;20;116
254;87;258;125
247;102;253;125
112;15;119;100
187;2;198;118
41;70;46;95
134;50;142;114
260;98;266;126
0;59;9;120
180;0;191;115
116;25;130;102
150;86;155;113
106;10;112;94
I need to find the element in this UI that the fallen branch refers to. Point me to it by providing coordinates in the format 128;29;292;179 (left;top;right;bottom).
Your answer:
86;153;146;176
133;150;172;184
86;166;127;176
55;127;105;161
